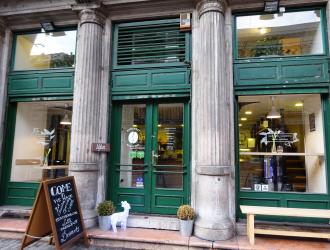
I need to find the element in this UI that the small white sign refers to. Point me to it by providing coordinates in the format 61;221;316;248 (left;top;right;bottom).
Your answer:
254;184;262;191
262;184;269;192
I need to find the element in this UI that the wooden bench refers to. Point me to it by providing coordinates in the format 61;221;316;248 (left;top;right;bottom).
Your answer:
240;205;330;245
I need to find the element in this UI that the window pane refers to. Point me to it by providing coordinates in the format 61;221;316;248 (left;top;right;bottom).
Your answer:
237;10;323;58
10;101;72;182
119;104;146;188
238;94;326;193
13;30;76;70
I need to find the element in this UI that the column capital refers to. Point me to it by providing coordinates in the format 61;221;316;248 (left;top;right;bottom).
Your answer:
196;0;226;18
79;8;106;27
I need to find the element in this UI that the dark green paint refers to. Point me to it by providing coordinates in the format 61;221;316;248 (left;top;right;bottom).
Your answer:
234;56;329;86
108;100;190;215
8;69;74;96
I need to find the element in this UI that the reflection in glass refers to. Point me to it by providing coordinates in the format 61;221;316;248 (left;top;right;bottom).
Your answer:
119;104;146;188
239;94;326;193
13;30;76;70
155;103;183;189
10;101;72;182
237;10;323;58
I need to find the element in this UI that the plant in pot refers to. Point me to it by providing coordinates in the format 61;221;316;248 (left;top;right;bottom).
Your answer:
177;204;195;237
96;200;115;231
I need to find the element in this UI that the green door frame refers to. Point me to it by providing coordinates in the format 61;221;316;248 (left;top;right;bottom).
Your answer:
108;98;191;214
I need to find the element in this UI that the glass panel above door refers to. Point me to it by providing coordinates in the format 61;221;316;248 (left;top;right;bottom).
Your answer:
10;101;72;182
155;103;183;189
238;94;326;193
13;30;77;70
236;10;324;58
119;104;146;188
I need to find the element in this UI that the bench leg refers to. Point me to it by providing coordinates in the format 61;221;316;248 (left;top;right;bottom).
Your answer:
247;214;255;245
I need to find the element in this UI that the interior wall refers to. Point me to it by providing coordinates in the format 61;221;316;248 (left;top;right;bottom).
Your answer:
303;96;326;193
310;23;323;54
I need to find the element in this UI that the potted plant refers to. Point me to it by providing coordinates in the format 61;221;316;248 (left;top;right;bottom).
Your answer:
177;204;195;237
96;200;115;231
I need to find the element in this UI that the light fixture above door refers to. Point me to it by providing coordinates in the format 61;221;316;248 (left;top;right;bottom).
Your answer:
267;96;281;119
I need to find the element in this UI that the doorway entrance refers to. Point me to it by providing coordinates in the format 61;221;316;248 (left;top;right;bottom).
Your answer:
109;101;190;214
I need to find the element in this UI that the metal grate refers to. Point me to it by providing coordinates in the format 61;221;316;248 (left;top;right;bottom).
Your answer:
116;21;186;66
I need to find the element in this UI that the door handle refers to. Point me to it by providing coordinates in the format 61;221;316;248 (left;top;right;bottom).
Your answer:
152;150;159;165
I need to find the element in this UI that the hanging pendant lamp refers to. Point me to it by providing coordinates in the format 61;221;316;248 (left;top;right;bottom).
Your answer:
267;96;281;119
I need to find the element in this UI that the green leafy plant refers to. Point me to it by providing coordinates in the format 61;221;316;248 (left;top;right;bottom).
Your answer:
177;205;195;220
96;200;115;216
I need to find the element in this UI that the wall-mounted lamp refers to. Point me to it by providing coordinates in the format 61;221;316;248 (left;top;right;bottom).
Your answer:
40;21;55;32
264;0;279;13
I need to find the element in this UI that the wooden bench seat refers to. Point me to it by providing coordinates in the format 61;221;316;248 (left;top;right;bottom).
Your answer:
240;205;330;245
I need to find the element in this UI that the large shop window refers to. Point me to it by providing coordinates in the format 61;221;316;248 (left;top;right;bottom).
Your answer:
238;94;326;194
13;30;76;70
236;10;324;58
10;101;72;182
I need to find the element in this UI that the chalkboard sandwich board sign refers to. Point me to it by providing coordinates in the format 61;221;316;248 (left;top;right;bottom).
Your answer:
20;176;89;250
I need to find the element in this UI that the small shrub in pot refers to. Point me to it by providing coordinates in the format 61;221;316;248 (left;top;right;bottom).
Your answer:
177;205;195;237
97;200;115;230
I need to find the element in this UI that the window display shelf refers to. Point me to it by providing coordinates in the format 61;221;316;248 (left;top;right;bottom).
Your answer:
240;152;324;156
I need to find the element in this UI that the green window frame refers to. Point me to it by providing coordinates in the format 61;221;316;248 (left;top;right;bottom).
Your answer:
112;18;191;70
233;6;329;61
11;27;77;72
235;89;330;222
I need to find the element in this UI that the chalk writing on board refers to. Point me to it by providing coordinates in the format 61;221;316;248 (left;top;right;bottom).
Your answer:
47;179;83;246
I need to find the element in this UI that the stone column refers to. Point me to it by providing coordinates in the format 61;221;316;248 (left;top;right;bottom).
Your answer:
192;0;234;241
0;20;12;167
69;8;105;228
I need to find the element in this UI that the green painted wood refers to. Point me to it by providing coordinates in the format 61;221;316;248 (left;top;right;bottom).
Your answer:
234;57;329;86
109;100;190;215
113;18;191;70
0;103;16;205
8;69;74;96
111;68;190;95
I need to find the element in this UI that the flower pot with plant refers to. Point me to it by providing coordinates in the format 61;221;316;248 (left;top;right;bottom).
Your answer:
96;200;115;231
177;204;195;237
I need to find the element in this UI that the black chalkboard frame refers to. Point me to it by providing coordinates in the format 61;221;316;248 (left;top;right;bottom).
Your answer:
43;176;88;249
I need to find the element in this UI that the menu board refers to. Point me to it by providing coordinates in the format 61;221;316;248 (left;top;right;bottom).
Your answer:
20;176;88;250
46;177;84;247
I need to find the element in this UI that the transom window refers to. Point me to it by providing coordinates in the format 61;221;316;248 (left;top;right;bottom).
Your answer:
13;30;77;71
236;10;324;58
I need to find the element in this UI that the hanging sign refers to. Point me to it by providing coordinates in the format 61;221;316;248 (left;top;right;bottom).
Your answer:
91;143;110;152
20;176;89;250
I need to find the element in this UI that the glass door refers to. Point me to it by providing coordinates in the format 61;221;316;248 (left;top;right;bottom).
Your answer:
110;101;190;214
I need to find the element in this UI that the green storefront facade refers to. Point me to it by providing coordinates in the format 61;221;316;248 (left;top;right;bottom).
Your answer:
0;0;330;241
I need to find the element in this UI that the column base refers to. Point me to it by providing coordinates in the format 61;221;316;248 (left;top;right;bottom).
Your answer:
194;219;234;241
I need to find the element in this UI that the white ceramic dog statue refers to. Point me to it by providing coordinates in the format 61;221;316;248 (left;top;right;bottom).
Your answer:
110;201;131;232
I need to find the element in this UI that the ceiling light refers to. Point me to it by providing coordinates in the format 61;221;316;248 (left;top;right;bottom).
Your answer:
259;27;269;34
60;113;71;125
239;124;242;127
267;96;281;119
245;111;252;115
264;0;279;13
40;21;55;32
295;102;303;107
241;117;247;121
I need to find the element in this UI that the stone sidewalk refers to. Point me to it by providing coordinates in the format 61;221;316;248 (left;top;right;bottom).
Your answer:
0;238;130;250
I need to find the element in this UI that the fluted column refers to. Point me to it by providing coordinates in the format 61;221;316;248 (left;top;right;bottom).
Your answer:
192;0;234;240
69;8;105;228
0;19;12;166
